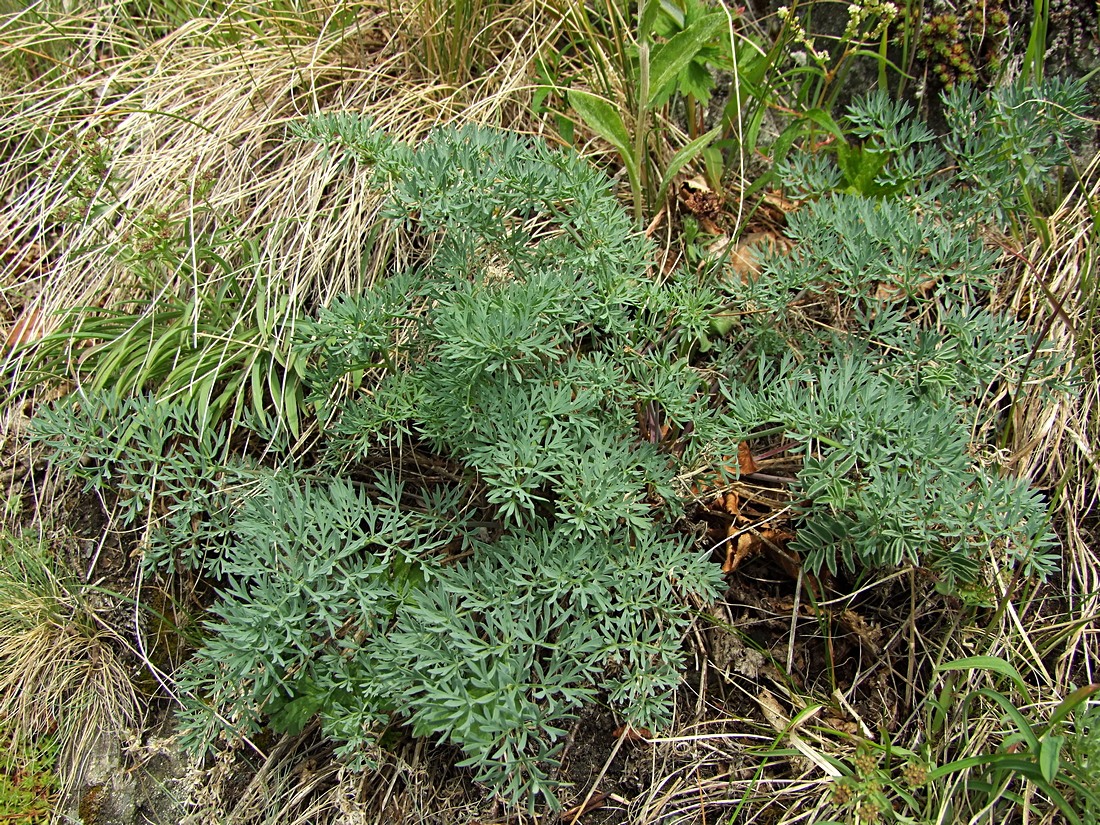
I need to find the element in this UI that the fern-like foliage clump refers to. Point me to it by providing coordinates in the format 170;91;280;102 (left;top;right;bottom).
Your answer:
28;82;1082;807
34;125;728;808
723;81;1086;586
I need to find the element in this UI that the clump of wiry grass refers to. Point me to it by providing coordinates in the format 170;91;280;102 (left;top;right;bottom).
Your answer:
0;0;566;428
1006;154;1100;659
0;534;140;798
151;722;488;824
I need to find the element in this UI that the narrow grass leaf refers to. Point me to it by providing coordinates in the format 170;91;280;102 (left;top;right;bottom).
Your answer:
1022;0;1048;83
972;688;1041;751
937;655;1031;702
1047;683;1100;728
655;126;721;210
993;758;1082;825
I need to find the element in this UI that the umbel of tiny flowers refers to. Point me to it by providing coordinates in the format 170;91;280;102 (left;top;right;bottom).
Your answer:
842;0;899;42
776;5;829;64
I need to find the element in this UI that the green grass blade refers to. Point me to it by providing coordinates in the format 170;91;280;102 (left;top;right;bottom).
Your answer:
937;656;1032;703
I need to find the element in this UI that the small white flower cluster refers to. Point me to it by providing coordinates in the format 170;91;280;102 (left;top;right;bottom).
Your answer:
841;0;900;42
776;5;828;63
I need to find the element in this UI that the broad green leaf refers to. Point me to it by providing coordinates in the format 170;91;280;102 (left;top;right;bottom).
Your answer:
1039;734;1063;783
1036;776;1083;825
567;89;632;157
740;49;769;89
267;357;282;421
986;756;1082;825
655;126;721;209
768;118;805;168
269;688;327;735
275;362;304;440
193;373;217;433
639;0;661;42
567;89;641;210
287;381;304;440
201;249;234;279
702;145;723;189
648;13;725;108
930;754;1000;779
837;145;889;196
709;313;736;338
679;60;716;102
556;113;574;145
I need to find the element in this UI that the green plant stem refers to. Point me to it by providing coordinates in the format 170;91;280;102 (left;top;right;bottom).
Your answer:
634;0;651;224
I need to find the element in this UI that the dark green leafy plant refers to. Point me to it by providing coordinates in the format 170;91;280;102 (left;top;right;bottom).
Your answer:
565;0;731;220
1064;700;1100;822
0;727;58;825
924;657;1100;824
817;659;1100;824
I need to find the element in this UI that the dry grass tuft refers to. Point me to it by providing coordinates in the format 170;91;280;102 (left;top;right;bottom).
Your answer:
0;534;140;797
1006;155;1100;687
0;0;560;423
